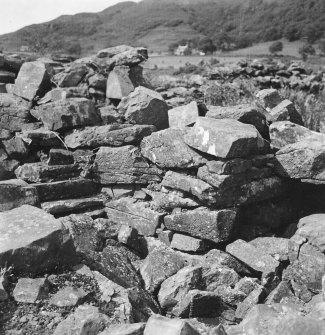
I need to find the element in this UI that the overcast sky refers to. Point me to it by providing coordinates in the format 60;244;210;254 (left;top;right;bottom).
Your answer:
0;0;140;35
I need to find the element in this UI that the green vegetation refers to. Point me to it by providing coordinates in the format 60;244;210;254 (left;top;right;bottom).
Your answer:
269;41;283;55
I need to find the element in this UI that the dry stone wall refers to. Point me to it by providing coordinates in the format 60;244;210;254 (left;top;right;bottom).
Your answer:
1;47;325;334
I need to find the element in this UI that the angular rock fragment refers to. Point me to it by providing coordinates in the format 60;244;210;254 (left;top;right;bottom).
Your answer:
164;208;237;244
0;205;74;273
141;128;206;169
99;323;146;335
118;86;168;130
13;278;49;303
144;314;200;335
249;237;289;262
15;162;81;183
20;128;63;147
50;286;87;307
13;61;51;101
47;149;74;166
0;159;19;180
168;101;200;128
31;98;101;131
65;124;155;149
0;179;39;212
184;118;268;159
106;66;136;99
270;99;303;125
255;88;282;111
106;197;165;236
206;104;268;139
92;145;162;185
55;63;88;87
2;136;29;160
170;233;210;253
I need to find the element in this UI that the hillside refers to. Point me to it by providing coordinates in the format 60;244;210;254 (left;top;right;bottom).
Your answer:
0;0;324;55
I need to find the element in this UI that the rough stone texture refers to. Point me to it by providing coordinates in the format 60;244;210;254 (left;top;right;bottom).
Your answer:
162;171;217;205
140;246;186;293
184;117;268;159
12;61;51;101
168;101;200;128
0;93;31;132
158;266;203;311
48;149;74;166
249;237;289;262
2;136;29;160
0;205;74;273
99;323;146;335
164;208;238;244
111;48;148;67
141;128;206;169
118;86;168;130
53;305;109;335
198;165;287;208
92;145;162;185
65;124;156;149
106;197;165;236
206;104;268;139
20;128;62;147
32;179;98;202
15;162;81;183
226;239;280;276
202;265;240;292
13;278;49;303
144;314;200;335
275;137;325;181
255;89;282;111
41;196;104;215
117;225;140;251
49;286;87;307
270;99;303;125
292;214;325;252
270;121;322;150
96;45;136;58
54;63;88;87
170;234;210;252
106;66;136;99
0;159;19;180
31;98;101;131
0;179;39;212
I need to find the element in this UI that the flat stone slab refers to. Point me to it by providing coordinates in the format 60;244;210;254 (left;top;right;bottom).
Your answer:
184;117;268;159
49;286;87;307
170;234;210;252
141;128;206;169
41;196;104;216
20;128;62;147
32;179;99;202
15;162;81;183
0;179;39;212
65;124;155;149
164;207;238;244
13;278;49;303
0;205;72;273
92;145;162;185
31;98;101;131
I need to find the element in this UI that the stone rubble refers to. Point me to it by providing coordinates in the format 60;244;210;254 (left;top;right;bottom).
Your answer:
0;46;325;335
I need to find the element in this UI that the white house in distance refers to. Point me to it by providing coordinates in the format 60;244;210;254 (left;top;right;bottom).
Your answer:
175;45;190;56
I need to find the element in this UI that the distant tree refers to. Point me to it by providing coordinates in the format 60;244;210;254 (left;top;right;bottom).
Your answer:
284;25;300;42
269;41;283;55
168;42;179;54
198;37;217;54
299;43;316;61
302;24;323;43
263;28;281;42
65;42;82;56
214;32;232;52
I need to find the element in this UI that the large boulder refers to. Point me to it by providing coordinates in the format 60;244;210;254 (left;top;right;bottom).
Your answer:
92;145;162;185
118;86;168;130
275;137;325;181
141;128;206;169
206;104;268;139
0;179;39;212
269;100;303;125
0;93;31;132
184;118;268;159
255;89;282;111
31;98;101;131
65;124;156;149
0;205;75;273
270;121;322;150
164;207;238;244
12;61;51;101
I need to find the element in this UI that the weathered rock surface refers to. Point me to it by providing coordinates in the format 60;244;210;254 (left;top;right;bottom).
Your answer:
184;118;268;159
12;61;51;101
50;286;87;307
168;101;200;128
65;124;156;149
255;89;282;111
269;99;303;125
0;179;39;212
206;104;268;139
92;145;162;185
141;128;206;169
164;207;238;244
0;205;74;273
118;86;168;130
31;98;101;131
13;278;49;303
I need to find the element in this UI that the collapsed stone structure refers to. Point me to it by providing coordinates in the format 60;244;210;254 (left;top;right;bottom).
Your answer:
1;47;325;334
